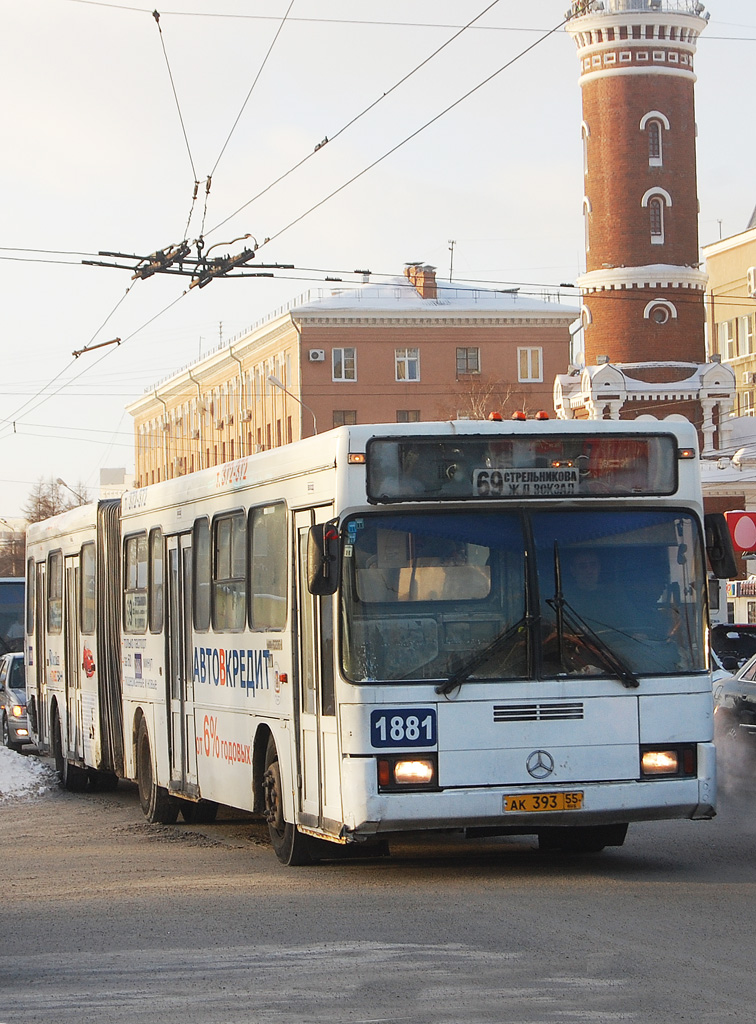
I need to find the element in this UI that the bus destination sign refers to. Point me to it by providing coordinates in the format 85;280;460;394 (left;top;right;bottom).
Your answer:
474;467;579;498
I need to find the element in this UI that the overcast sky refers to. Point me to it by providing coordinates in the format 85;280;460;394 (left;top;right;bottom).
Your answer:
1;0;754;517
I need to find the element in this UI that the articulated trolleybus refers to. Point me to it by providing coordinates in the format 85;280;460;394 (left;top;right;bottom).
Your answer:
25;420;733;863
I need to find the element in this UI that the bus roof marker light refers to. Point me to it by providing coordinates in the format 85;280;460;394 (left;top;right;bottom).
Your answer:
511;410;527;421
487;412;503;421
535;411;550;420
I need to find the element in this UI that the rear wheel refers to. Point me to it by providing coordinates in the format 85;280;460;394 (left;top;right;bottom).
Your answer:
539;823;628;854
263;736;316;866
51;707;88;791
136;719;179;824
180;799;219;824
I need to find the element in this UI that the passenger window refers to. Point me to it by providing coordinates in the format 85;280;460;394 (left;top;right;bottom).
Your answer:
47;550;63;634
249;503;287;630
193;518;211;631
81;542;96;635
26;557;35;635
123;534;148;633
213;512;246;631
149;528;164;633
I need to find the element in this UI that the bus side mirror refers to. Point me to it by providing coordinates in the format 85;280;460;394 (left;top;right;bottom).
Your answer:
307;521;340;596
705;512;739;579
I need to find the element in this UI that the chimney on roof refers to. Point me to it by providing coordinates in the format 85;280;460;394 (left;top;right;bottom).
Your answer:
404;263;437;300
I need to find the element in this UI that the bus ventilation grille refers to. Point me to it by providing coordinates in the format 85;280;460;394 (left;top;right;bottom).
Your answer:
493;702;584;723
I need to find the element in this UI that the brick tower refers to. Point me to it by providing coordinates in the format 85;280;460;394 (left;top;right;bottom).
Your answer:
554;0;735;454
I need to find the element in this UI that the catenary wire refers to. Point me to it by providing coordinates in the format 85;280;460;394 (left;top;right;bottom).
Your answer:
205;0;504;237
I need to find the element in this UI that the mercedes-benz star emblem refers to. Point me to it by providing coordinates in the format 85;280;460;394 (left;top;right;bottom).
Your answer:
526;749;555;780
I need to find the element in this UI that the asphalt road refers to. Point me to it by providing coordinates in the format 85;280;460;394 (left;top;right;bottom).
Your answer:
2;750;756;1024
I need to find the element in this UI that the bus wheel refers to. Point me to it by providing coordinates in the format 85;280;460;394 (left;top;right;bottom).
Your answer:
539;823;628;854
263;737;315;866
88;769;119;792
180;799;219;824
51;708;88;791
136;719;179;824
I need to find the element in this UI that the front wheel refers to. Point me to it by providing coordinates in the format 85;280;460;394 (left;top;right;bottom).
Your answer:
539;823;628;854
1;713;20;752
262;737;316;866
136;719;179;824
51;708;88;791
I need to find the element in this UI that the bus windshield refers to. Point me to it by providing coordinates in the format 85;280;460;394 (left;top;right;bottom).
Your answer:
341;509;706;683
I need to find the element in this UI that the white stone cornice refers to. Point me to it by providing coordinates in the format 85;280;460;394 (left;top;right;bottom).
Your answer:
578;66;696;85
578;265;708;292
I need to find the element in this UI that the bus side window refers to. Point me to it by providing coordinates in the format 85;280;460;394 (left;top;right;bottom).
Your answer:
249;503;287;630
193;518;211;632
47;550;63;634
149;528;164;633
81;542;96;635
26;557;35;635
123;534;148;634
213;512;246;631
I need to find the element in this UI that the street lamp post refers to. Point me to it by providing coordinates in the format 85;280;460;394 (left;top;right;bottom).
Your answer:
267;375;318;436
56;478;88;505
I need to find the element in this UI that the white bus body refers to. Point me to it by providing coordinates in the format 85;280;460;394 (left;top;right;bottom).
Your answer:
26;420;727;862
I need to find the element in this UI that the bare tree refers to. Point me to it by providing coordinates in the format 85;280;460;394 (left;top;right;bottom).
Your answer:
0;530;24;577
436;377;535;422
22;477;88;525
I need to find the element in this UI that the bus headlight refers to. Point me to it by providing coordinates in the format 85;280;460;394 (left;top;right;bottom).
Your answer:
640;745;696;778
377;754;438;791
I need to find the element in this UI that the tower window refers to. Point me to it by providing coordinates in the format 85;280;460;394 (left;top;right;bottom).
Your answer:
648;121;662;163
649;198;664;241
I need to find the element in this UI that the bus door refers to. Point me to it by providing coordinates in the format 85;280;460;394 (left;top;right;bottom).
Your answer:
294;509;341;832
64;557;83;758
166;534;198;795
33;562;47;746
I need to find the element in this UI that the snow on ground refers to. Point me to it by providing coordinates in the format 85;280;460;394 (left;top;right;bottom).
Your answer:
0;745;56;802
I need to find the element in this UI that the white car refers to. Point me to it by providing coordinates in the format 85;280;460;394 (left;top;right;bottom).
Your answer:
0;652;30;751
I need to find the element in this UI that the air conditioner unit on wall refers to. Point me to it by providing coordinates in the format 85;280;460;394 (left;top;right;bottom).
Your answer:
747;267;756;298
308;349;326;362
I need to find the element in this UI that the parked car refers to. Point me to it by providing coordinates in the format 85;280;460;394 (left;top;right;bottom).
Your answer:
713;652;756;747
0;652;30;751
711;624;756;672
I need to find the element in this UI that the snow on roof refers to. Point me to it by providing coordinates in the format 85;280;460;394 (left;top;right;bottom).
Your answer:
294;277;578;317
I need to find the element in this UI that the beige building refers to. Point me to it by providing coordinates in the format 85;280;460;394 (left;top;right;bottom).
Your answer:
127;265;577;487
703;223;756;416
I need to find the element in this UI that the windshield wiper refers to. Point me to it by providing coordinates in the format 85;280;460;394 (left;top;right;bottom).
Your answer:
434;613;532;695
435;557;533;696
548;543;639;689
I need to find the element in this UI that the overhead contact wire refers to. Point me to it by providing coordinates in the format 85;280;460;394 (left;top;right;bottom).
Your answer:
259;16;568;248
208;0;503;237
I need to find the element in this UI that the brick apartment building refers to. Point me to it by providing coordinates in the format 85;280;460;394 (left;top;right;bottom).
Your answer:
127;264;576;486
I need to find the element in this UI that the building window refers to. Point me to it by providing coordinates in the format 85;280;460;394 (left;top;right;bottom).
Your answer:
456;347;480;375
649;197;664;241
518;347;542;382
742;391;753;417
647;120;662;164
396;410;421;423
332;347;356;381
719;320;736;361
395;347;420;381
333;410;357;427
739;314;754;356
644;300;677;324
